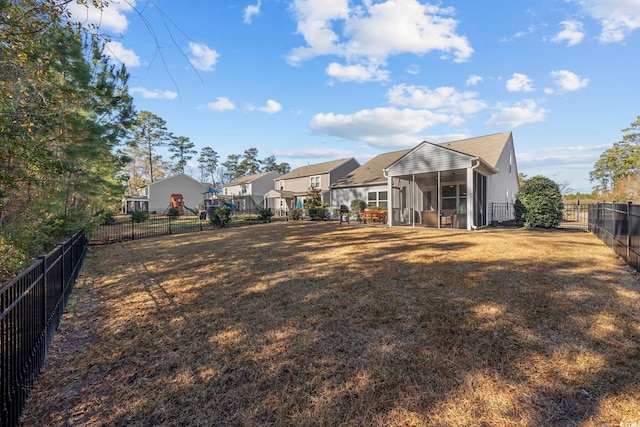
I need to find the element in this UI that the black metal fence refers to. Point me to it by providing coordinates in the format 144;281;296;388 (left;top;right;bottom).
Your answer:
1;230;88;427
588;202;640;272
489;203;589;231
89;213;272;245
559;204;590;230
90;215;215;245
490;203;515;223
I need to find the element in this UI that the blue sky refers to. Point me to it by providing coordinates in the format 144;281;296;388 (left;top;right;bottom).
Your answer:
67;0;640;193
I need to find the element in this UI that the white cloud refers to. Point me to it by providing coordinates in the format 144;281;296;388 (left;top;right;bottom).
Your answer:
552;20;586;46
287;0;473;69
244;0;262;24
466;75;483;86
65;0;135;33
104;41;140;67
485;99;548;127
188;42;219;71
247;99;282;114
577;0;640;42
506;73;535;92
130;87;178;100
549;69;589;91
514;25;538;38
260;99;282;113
309;107;454;144
387;84;487;114
406;64;420;75
207;97;235;111
326;62;390;82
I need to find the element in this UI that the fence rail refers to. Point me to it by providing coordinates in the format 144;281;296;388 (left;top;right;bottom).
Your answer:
1;230;88;427
90;215;215;245
588;202;640;272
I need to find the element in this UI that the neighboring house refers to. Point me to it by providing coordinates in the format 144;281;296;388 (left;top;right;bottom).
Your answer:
122;173;209;215
331;148;411;210
264;158;360;215
221;171;281;212
330;132;519;230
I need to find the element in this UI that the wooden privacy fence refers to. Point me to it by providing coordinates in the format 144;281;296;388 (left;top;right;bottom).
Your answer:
0;230;88;427
588;202;640;272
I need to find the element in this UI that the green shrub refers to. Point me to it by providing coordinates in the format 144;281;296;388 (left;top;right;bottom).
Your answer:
516;175;564;228
308;207;327;220
257;207;274;222
167;207;180;219
210;205;231;228
99;211;116;225
350;199;366;218
0;233;29;281
130;210;148;223
290;208;303;220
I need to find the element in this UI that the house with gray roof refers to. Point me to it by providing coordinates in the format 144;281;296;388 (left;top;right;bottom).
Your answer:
264;158;360;216
331;132;519;229
222;170;281;212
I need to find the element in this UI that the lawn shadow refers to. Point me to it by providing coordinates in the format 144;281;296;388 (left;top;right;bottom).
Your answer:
22;222;640;426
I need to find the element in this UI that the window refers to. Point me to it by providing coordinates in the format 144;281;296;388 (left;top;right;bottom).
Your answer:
310;175;321;188
441;184;466;214
367;191;388;209
278;180;284;190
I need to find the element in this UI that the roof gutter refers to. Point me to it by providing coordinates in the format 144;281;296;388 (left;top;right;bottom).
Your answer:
470;158;482;230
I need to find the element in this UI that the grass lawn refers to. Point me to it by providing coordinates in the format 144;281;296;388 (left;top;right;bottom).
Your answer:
22;222;640;426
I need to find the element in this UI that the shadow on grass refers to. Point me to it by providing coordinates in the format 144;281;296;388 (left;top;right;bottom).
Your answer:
23;222;640;426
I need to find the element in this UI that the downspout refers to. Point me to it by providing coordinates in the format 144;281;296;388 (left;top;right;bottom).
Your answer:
437;171;441;228
412;174;416;227
470;158;481;230
383;168;391;226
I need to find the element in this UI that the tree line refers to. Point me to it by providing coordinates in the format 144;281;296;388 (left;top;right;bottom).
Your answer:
0;0;288;279
124;111;290;195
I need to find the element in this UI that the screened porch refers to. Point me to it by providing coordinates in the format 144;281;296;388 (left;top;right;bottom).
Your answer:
388;169;488;229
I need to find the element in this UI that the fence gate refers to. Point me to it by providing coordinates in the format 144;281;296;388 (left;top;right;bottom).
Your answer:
559;204;590;230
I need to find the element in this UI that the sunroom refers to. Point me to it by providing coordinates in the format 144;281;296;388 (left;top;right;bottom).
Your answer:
384;142;498;230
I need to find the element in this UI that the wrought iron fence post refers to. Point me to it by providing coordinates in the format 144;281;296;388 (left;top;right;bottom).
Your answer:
628;201;632;263
131;217;135;240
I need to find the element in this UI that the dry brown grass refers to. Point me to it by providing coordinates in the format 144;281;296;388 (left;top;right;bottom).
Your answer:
21;222;640;426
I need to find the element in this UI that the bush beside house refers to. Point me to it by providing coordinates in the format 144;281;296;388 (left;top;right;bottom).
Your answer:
516;175;564;228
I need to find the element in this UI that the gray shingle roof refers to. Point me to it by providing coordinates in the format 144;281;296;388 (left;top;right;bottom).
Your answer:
225;171;276;187
437;131;512;169
332;149;411;188
278;158;356;180
332;132;512;187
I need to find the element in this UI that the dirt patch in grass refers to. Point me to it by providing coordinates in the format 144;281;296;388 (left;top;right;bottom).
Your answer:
21;222;640;426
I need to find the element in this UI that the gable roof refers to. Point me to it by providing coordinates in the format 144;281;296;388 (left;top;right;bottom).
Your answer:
437;131;512;169
278;158;357;180
332;149;411;188
224;171;279;187
148;173;207;188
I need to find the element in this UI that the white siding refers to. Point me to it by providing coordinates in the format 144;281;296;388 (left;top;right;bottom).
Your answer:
330;185;386;210
486;136;520;222
486;136;519;205
147;174;207;214
387;143;473;176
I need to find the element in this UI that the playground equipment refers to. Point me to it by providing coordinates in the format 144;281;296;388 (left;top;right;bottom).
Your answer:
168;194;197;216
170;194;185;215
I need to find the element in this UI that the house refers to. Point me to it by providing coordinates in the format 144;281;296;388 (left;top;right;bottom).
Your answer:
330;132;519;230
221;171;281;212
122;173;209;215
264;158;360;215
331;149;411;210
